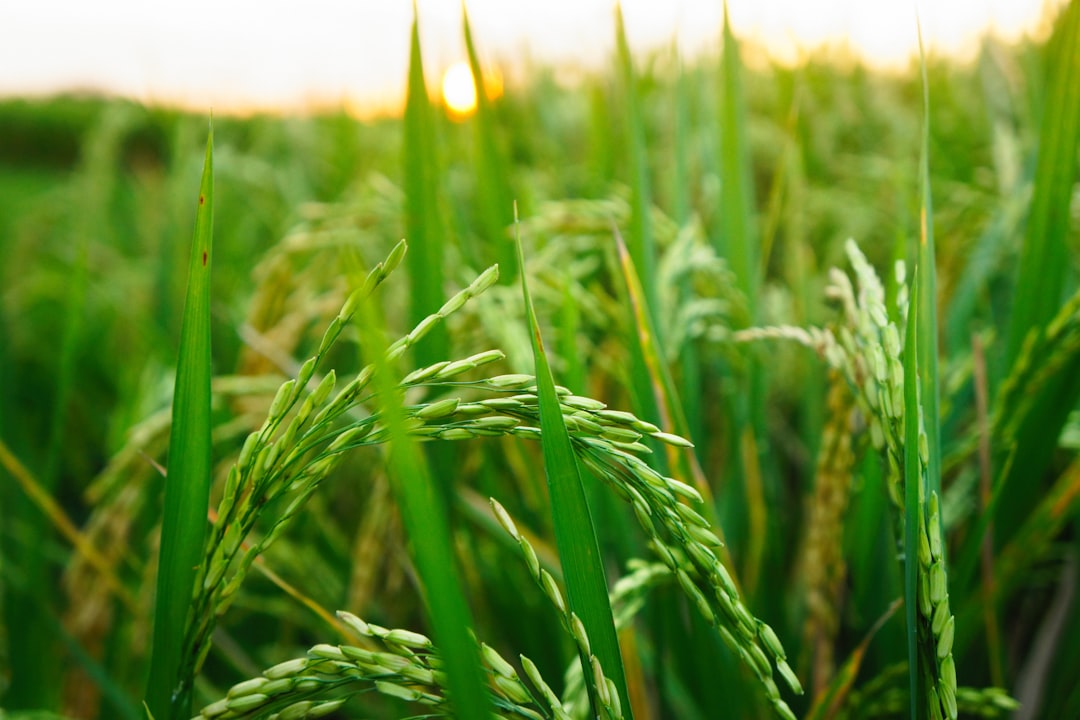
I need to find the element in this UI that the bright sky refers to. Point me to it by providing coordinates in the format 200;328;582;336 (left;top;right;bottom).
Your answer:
0;0;1058;116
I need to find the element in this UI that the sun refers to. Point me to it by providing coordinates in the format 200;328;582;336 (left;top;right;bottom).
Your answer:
442;61;478;118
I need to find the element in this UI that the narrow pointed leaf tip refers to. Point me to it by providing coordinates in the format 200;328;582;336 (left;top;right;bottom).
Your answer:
514;208;634;718
145;126;215;720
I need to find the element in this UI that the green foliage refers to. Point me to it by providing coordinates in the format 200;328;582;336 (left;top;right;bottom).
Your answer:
1;4;1078;720
403;6;449;366
145;127;215;720
517;215;633;718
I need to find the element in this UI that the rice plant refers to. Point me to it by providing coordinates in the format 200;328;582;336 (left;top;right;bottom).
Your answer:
1;2;1078;719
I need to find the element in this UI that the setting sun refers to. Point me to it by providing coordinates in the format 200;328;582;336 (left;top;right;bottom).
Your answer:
442;61;478;118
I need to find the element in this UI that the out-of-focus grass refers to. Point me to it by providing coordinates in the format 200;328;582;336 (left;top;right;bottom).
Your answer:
1;2;1078;718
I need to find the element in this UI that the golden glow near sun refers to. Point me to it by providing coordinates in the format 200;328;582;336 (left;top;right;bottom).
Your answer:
442;61;478;118
0;0;1057;115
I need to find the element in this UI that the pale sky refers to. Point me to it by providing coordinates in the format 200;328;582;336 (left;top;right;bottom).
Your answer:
0;0;1058;116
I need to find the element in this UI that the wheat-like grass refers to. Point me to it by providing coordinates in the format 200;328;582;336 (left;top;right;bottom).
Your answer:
800;370;856;694
195;609;566;720
735;241;907;508
834;661;1018;720
397;374;803;715
492;498;624;720
183;241;505;685
496;196;746;368
993;284;1080;443
165;223;807;717
736;240;966;718
9;11;1080;716
560;559;671;716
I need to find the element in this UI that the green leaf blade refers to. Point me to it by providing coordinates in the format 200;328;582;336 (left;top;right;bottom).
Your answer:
903;272;921;720
404;5;449;367
516;220;634;719
718;1;757;305
1006;0;1080;365
145;125;215;720
992;0;1080;549
462;6;517;281
356;274;494;720
916;27;942;503
614;3;657;315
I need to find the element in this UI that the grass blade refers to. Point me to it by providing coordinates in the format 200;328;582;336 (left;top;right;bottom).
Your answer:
902;272;921;720
670;50;704;447
916;26;941;503
354;287;494;720
1005;0;1080;365
404;4;448;366
613;4;670;490
716;0;770;599
614;3;657;315
992;0;1080;547
0;438;136;611
805;598;902;720
717;0;757;308
612;226;713;509
462;5;517;281
144;124;214;720
516;213;633;718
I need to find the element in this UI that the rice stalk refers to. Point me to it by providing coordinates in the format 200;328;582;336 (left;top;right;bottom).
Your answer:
611;8;673;552
611;226;712;508
353;262;493;720
407;382;803;714
799;370;856;695
737;242;957;717
988;455;1080;600
183;241;495;685
491;499;627;720
194;610;558;720
406;377;800;699
835;662;1017;720
901;272;922;720
911;33;952;698
736;242;908;519
991;286;1080;443
952;284;1080;592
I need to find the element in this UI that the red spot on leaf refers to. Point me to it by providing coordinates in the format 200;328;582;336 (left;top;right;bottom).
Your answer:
202;251;207;266
199;195;205;205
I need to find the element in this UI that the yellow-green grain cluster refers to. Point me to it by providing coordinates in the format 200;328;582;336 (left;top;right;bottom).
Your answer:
196;609;570;720
800;370;856;693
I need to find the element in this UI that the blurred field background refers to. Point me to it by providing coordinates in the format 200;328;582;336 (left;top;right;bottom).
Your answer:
1;1;1079;718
